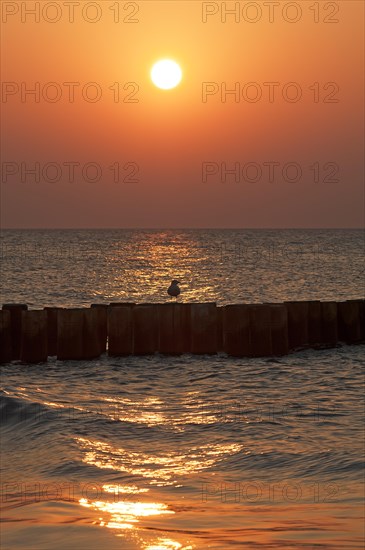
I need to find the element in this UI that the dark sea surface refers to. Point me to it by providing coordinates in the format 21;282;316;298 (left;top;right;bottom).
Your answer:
1;229;364;549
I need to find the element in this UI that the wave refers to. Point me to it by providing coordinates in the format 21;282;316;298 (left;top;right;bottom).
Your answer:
0;393;52;427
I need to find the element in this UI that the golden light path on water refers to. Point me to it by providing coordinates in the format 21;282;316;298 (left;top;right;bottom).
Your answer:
101;394;221;428
76;437;243;485
2;388;236;548
75;435;242;548
101;235;216;304
79;484;194;549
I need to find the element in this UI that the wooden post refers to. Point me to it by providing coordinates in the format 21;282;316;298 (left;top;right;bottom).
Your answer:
133;304;158;355
91;304;108;354
57;308;101;360
0;310;12;363
108;305;133;356
285;301;309;350
158;303;184;355
44;307;61;356
308;300;321;345
337;301;361;343
2;304;28;360
109;303;135;307
354;300;365;341
191;303;217;354
83;308;102;359
181;303;191;353
20;310;48;363
249;304;272;357
223;304;250;357
57;309;83;360
320;301;338;346
216;306;224;352
269;304;289;356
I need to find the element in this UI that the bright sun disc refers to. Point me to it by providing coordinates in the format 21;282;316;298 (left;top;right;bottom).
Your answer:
151;60;182;90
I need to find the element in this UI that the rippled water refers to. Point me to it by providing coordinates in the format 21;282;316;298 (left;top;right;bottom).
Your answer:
1;229;364;306
1;347;364;549
1;230;364;549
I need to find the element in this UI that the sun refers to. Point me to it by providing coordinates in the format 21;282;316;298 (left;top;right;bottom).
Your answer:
150;59;182;90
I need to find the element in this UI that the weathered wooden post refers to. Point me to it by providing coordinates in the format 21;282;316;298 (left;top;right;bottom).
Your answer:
20;310;48;363
345;299;364;343
44;307;61;356
57;309;83;360
2;304;28;360
158;303;184;355
337;300;361;343
57;308;101;360
216;306;224;352
0;310;12;363
320;301;338;346
249;304;272;357
108;305;133;356
223;304;250;357
181;303;192;353
269;304;289;356
83;308;102;359
133;304;158;355
307;301;321;346
91;304;108;354
355;299;365;341
285;301;309;350
191;303;217;354
109;302;136;307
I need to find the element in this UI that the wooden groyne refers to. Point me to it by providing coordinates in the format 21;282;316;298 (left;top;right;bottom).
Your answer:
0;300;364;363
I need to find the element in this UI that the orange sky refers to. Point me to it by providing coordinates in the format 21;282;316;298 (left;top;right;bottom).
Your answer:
1;0;364;228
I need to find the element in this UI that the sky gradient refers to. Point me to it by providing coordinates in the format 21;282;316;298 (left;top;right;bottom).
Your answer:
1;0;364;228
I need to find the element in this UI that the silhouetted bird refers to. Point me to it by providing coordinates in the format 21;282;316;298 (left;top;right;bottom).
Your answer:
167;280;181;299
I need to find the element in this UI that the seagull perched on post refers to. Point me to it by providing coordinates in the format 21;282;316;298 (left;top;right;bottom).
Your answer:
167;280;181;299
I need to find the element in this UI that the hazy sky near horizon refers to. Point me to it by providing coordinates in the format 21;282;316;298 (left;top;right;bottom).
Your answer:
1;0;364;228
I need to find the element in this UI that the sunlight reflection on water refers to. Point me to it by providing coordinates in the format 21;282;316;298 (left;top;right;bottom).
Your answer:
79;484;194;549
2;229;364;306
76;436;243;486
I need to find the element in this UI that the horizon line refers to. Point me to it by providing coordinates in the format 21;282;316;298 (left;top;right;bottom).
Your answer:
1;227;364;231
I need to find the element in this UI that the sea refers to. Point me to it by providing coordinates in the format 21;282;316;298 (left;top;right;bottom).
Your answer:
0;229;364;549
